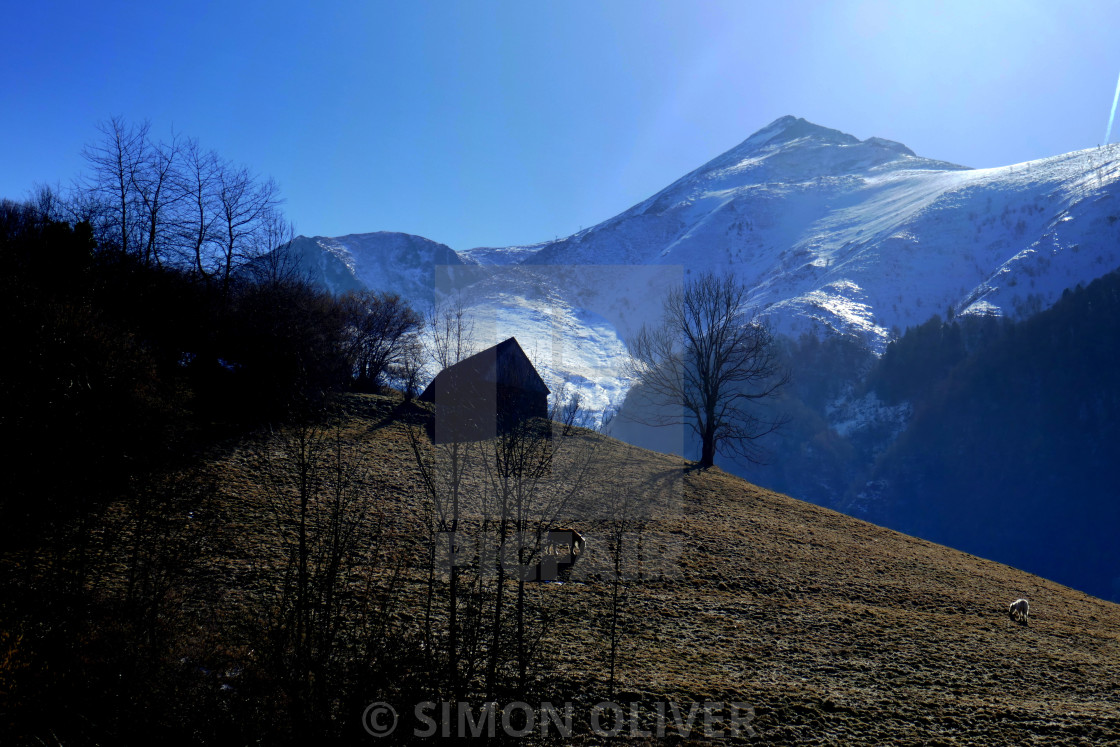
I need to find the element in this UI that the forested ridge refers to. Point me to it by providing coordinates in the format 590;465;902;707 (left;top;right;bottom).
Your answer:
760;269;1120;602
860;271;1120;600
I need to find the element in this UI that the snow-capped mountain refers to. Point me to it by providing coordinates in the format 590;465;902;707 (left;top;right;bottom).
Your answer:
277;117;1120;604
282;231;469;303
284;115;1120;408
520;115;1120;350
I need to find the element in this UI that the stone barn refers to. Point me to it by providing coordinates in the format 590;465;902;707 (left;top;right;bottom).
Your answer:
419;337;550;443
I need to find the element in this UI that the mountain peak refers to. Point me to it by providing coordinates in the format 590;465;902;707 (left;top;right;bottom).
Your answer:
744;115;861;151
737;116;924;160
675;116;963;188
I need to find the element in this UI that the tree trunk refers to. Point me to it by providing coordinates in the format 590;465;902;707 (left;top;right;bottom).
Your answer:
699;421;716;468
448;442;462;695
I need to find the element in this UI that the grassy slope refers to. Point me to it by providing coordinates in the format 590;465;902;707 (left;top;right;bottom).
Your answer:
202;393;1120;745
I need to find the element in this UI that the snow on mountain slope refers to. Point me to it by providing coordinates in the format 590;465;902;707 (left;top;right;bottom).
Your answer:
458;243;547;265
430;264;680;414
281;116;1120;413
284;231;471;303
280;234;647;411
523;116;1120;351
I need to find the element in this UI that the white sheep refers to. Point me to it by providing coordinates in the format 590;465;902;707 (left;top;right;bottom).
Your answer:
1008;598;1030;625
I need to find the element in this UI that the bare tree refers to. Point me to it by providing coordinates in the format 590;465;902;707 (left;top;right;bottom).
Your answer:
388;335;426;401
259;210;297;262
30;183;66;223
243;211;299;287
425;294;477;371
176;137;221;278
598;449;649;698
80;116;149;255
63;179;104;230
80;118;191;267
340;291;423;391
258;418;376;729
476;414;597;694
548;380;593;436
71;117;293;283
214;161;283;293
403;296;479;695
406;422;475;696
477;419;551;695
406;391;596;697
131;129;183;267
626;271;788;469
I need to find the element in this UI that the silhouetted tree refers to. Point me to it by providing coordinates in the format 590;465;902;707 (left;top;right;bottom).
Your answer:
340;290;423;391
76;117;287;286
214;162;284;294
131;128;183;267
627;271;788;469
425;294;477;371
80;116;148;255
177;137;222;277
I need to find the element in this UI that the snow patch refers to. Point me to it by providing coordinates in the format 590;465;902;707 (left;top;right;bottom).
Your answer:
285;122;1120;423
827;391;912;440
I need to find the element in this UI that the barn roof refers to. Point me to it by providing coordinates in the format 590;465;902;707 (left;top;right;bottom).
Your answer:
418;337;549;403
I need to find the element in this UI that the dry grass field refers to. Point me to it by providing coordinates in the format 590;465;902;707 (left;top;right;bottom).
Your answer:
158;392;1120;744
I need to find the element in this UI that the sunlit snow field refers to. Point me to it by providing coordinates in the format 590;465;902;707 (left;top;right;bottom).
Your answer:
283;117;1120;420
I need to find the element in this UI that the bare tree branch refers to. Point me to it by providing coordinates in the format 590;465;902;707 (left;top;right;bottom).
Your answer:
626;271;788;468
176;137;222;278
425;294;478;371
131;128;183;267
80;116;149;255
340;291;424;391
214;161;283;293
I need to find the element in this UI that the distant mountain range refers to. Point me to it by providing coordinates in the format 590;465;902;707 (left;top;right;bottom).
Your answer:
279;116;1120;601
285;115;1120;357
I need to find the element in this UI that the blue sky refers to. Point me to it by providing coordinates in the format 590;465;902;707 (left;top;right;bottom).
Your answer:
3;0;1119;250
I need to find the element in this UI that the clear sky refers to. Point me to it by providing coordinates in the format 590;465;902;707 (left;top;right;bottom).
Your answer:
3;0;1119;251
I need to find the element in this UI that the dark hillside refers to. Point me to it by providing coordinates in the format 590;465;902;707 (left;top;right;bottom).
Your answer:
0;199;349;539
857;269;1120;601
6;393;1116;744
